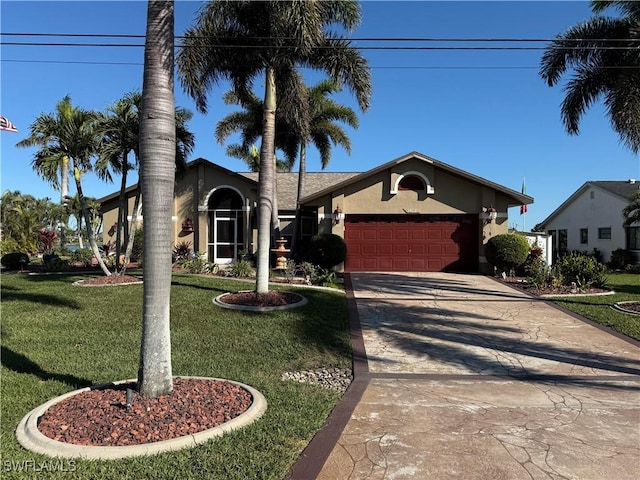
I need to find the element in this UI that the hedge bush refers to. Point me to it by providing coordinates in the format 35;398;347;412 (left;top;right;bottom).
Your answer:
609;248;636;270
485;234;529;273
556;253;608;288
305;233;347;269
1;252;30;270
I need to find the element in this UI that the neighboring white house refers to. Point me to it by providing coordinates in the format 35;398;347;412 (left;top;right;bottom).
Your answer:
538;180;640;263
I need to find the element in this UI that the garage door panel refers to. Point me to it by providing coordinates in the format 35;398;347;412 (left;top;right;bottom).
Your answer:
345;215;478;272
379;244;394;255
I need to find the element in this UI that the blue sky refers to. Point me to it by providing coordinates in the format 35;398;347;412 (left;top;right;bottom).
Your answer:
1;1;638;231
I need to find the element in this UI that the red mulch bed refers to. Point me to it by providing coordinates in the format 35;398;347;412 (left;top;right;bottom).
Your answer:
218;290;302;307
38;378;252;446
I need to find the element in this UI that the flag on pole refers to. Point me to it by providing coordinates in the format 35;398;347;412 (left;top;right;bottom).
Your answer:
0;115;18;133
520;178;528;215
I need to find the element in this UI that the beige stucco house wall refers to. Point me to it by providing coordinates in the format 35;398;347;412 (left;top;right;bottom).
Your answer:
98;152;532;273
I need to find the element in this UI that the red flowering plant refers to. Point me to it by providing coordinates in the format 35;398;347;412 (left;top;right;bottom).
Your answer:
39;228;58;255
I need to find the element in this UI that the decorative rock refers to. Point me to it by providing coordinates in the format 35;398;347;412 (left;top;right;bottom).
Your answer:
281;367;353;393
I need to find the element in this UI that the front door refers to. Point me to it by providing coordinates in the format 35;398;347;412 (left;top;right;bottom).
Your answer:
208;213;242;264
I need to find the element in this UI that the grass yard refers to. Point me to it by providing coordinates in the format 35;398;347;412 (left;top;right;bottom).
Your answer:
549;273;640;341
1;273;351;479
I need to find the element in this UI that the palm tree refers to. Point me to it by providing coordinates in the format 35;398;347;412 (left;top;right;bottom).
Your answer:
97;91;141;269
623;190;640;225
226;143;293;173
97;93;194;275
216;88;298;240
177;0;371;294
137;0;175;399
216;89;298;172
16;96;111;275
540;0;640;154
291;79;359;254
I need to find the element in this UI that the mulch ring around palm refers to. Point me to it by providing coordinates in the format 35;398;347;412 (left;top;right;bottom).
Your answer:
37;378;252;446
217;290;303;307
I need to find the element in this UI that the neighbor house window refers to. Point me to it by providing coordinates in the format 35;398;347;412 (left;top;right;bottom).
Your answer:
580;228;588;244
628;227;640;250
598;227;612;240
559;229;568;256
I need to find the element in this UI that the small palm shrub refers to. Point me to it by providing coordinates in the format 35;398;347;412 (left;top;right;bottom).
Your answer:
221;259;254;278
485;234;529;274
305;233;347;269
182;252;215;274
556;253;608;289
172;241;192;263
71;248;94;267
1;252;30;270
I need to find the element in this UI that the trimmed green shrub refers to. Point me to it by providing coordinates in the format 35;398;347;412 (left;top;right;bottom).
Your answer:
556;253;608;288
131;227;144;262
485;234;529;273
71;248;94;267
43;257;70;272
1;252;30;270
305;233;347;269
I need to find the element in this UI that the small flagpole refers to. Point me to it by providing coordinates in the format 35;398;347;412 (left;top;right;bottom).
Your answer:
521;177;526;232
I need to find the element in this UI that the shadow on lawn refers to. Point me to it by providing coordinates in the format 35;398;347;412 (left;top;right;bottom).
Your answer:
1;346;92;389
1;289;81;309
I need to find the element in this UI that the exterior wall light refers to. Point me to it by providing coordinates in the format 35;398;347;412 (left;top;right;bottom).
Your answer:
333;205;345;225
181;217;194;233
482;206;497;225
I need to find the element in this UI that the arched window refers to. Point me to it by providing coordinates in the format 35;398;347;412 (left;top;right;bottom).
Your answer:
398;175;425;191
208;188;243;209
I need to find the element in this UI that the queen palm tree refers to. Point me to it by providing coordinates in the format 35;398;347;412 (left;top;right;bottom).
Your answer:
540;0;640;153
97;91;141;268
291;79;359;254
216;88;298;240
97;92;194;274
16;96;111;275
178;0;371;294
137;0;176;399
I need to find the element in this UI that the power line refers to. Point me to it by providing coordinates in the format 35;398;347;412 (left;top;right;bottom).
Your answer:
4;58;640;70
2;32;638;43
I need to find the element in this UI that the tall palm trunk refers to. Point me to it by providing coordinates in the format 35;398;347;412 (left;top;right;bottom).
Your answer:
59;155;69;248
291;142;307;256
256;67;276;294
138;0;175;399
74;168;111;276
121;190;141;275
115;156;129;274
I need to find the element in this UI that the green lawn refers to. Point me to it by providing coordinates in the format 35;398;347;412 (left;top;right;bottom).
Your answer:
1;273;350;479
549;273;640;341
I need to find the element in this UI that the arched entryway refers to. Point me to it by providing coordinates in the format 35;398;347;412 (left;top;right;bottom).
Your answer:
207;187;245;264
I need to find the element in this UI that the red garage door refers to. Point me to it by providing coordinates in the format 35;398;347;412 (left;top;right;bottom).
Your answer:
344;214;478;272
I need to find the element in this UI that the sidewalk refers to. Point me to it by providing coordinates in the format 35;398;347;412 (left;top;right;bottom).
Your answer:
289;272;640;480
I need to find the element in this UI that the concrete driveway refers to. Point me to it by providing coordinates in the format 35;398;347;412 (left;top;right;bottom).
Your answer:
315;272;640;480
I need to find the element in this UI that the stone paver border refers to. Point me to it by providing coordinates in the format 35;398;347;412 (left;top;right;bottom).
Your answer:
16;376;267;460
